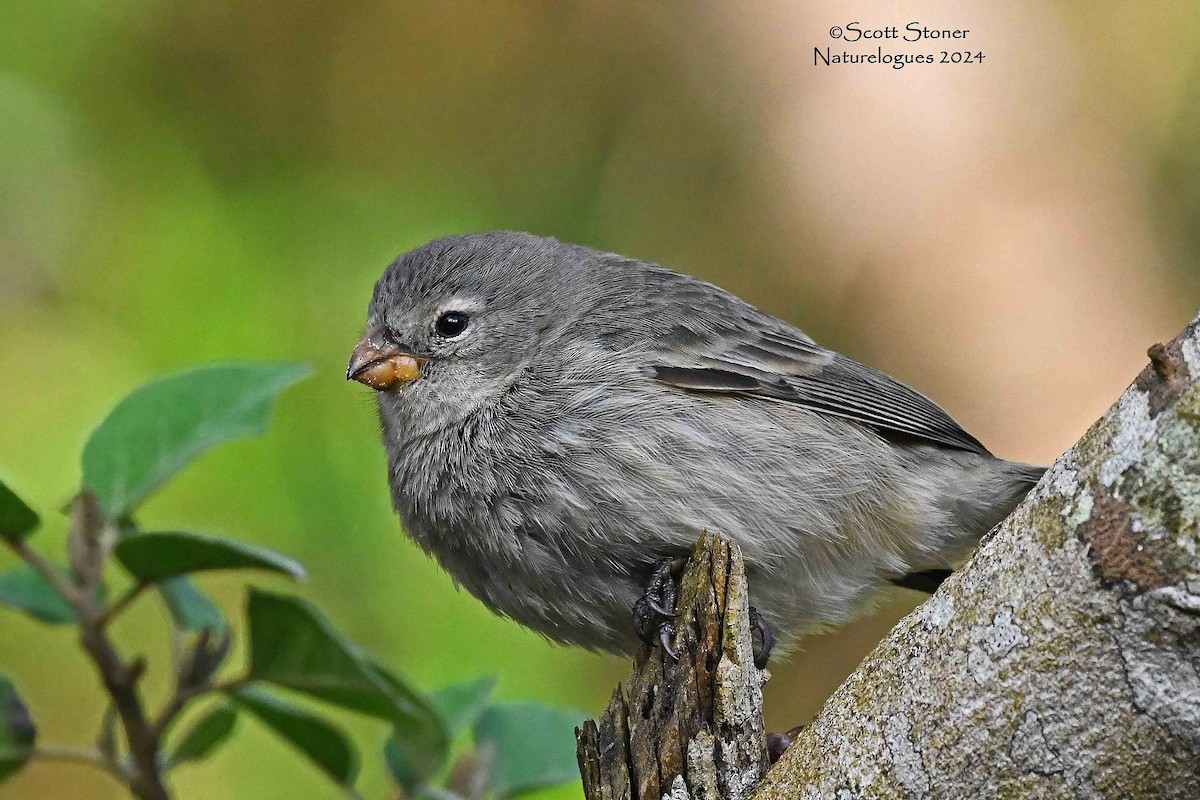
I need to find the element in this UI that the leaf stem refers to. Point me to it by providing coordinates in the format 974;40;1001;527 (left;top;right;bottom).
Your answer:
35;743;120;769
0;743;131;781
97;581;151;628
3;539;82;614
97;702;119;764
212;676;251;694
151;675;250;741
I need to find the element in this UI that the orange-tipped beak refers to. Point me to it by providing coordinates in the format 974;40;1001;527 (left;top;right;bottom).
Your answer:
346;331;425;390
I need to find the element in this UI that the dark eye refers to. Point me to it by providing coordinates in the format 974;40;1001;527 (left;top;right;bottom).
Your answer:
435;311;470;338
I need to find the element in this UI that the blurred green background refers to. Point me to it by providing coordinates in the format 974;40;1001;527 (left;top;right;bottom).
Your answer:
2;1;1198;798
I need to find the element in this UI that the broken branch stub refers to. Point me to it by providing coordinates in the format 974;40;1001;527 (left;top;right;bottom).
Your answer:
576;532;769;800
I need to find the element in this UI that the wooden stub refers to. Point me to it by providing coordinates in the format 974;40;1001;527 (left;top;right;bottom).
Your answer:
576;532;769;800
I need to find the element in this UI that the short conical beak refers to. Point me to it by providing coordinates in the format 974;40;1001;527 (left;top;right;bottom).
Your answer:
346;330;425;390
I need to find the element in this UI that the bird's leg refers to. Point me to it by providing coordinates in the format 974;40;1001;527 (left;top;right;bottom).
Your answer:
766;725;805;764
632;557;687;660
749;606;774;669
891;568;953;594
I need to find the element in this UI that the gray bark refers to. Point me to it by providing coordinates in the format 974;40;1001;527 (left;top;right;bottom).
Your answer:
579;313;1200;800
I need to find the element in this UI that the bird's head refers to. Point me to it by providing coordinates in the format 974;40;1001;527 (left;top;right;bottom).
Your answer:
348;231;583;426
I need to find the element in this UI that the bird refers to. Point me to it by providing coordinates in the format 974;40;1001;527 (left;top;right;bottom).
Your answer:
347;231;1044;662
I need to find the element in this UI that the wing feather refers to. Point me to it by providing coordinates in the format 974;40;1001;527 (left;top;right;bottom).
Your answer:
634;267;990;455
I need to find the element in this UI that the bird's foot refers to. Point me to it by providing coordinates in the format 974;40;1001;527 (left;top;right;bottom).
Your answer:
749;606;774;669
891;568;953;594
634;560;774;667
766;725;805;764
633;557;687;661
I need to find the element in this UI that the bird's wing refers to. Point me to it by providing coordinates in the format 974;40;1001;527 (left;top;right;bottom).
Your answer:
638;270;990;455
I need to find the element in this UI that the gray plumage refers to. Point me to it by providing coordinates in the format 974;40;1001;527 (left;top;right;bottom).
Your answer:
355;231;1043;654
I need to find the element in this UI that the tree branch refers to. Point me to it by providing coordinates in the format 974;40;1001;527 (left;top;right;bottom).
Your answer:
66;493;171;800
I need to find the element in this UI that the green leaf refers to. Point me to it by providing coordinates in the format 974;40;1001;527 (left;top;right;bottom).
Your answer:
232;686;357;785
383;677;495;790
246;590;448;785
168;703;237;766
370;662;456;790
0;674;35;782
474;704;585;798
115;531;306;583
0;564;73;624
431;676;498;739
381;733;420;791
118;523;225;632
0;479;38;543
81;362;312;520
159;576;225;632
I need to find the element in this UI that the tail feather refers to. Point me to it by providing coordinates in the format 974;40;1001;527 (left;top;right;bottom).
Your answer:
893;464;1044;594
952;459;1046;535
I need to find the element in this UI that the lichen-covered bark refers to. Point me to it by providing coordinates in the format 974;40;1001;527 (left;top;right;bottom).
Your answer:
752;314;1200;799
576;532;769;800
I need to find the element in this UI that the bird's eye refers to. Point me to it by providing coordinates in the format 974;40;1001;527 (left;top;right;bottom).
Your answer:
435;311;470;338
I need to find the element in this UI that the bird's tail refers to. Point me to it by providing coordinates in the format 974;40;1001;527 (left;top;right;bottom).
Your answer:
952;458;1046;543
895;459;1047;589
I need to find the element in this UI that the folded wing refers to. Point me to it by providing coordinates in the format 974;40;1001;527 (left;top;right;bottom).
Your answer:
638;271;989;455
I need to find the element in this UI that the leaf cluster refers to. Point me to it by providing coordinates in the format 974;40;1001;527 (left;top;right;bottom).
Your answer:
0;364;582;799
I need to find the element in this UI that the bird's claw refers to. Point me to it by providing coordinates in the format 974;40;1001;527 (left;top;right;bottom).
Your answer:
658;621;678;661
633;558;686;661
749;606;774;669
635;561;773;668
644;597;677;618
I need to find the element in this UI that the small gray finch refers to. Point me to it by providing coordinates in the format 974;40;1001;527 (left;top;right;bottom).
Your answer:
348;231;1044;661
